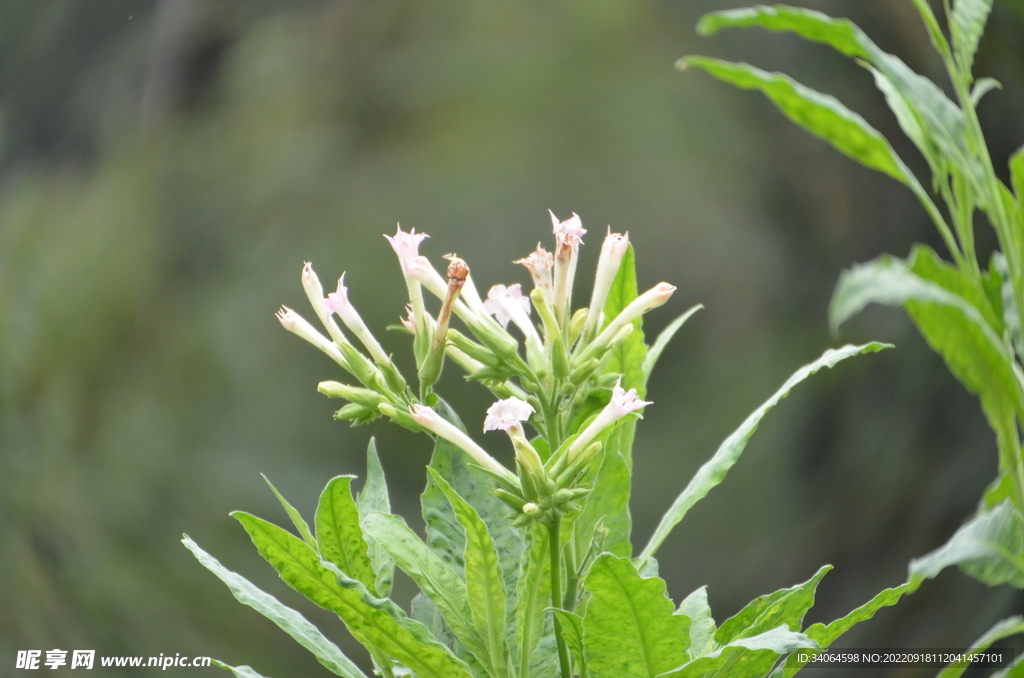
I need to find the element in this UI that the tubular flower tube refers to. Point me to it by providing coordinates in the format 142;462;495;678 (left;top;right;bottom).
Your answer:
565;384;652;462
302;262;352;347
385;226;431;336
551;210;586;326
585;229;630;340
515;245;554;304
411;405;517;482
276;306;349;370
325;274;391;366
590;282;676;351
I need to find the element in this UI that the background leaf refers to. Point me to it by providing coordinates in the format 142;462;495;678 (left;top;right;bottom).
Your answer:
262;475;317;549
213;660;275;678
697;6;870;59
660;626;817;678
677;586;716;658
951;0;994;74
937;615;1024;678
715;566;830;645
357;439;395;598
642;304;702;385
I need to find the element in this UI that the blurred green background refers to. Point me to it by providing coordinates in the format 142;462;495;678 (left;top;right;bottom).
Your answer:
2;1;1023;676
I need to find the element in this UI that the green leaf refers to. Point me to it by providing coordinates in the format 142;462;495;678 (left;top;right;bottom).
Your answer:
677;586;716;658
830;249;1023;476
576;425;634;557
951;0;994;75
603;244;648;394
1011;146;1024;203
642;304;702;385
262;474;316;549
769;584;906;678
582;554;691;678
316;475;378;594
660;626;817;678
515;524;555;678
551;610;586;677
212;660;275;678
429;468;511;678
971;77;1002;105
360;511;484;661
357;439;395;597
908;501;1024;591
183;536;368;678
679;57;917;189
640;343;889;562
715;566;830;645
233;511;473;678
697;6;870;58
937;615;1024;678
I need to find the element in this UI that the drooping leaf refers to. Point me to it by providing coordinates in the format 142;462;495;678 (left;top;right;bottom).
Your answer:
515;524;555;678
360;511;484;661
357;439;395;597
679;58;917;189
551;610;586;677
640;343;889;562
642;304;702;385
262;474;316;549
769;584;906;678
315;476;378;594
233;512;473;678
951;0;994;74
582;554;691;678
183;536;368;678
971;77;1002;105
212;660;275;678
659;626;817;678
697;6;870;58
908;501;1024;591
677;586;716;658
715;566;831;645
429;469;510;678
937;615;1024;678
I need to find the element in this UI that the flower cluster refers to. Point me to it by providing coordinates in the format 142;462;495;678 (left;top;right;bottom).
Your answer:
279;213;674;522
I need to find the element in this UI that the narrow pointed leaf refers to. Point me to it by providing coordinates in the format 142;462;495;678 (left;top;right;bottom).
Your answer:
716;565;831;645
515;524;555;678
937;616;1024;678
233;512;473;678
262;474;316;549
677;586;716;658
680;57;916;187
908;501;1024;591
551;610;586;677
697;6;870;59
971;77;1001;105
643;304;702;384
213;660;274;678
184;536;368;678
660;626;817;678
429;469;510;678
316;476;377;594
1011;146;1024;203
582;555;691;678
357;439;395;597
641;343;889;561
951;0;994;74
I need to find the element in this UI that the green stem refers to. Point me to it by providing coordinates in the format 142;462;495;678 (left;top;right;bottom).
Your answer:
549;512;572;678
563;536;580;613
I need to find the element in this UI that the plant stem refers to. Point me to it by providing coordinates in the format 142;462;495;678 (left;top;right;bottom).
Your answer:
548;512;572;678
563;537;579;612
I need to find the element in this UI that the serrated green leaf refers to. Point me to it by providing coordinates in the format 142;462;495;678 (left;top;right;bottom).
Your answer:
360;511;484;662
551;610;586;677
184;536;368;678
582;555;691;678
640;343;889;562
515;524;555;678
908;501;1024;591
357;439;395;598
643;304;702;385
660;626;817;678
937;615;1024;678
677;586;716;658
770;584;906;678
233;511;473;678
316;476;377;594
697;6;869;58
212;660;274;678
262;474;316;549
716;566;831;645
429;469;510;678
680;57;917;189
951;0;994;75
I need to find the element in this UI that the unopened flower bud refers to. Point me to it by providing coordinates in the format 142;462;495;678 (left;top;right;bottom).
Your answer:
276;306;349;370
523;502;541;517
317;381;383;409
411;405;516;482
584;230;630;340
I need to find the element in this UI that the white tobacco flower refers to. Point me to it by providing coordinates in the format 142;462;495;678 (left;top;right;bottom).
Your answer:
276;306;348;368
325;274;390;365
551;210;586;249
566;382;652;461
585;229;630;338
483;284;532;331
384;225;429;273
484;397;535;432
551;210;586;325
411;404;516;481
515;245;554;301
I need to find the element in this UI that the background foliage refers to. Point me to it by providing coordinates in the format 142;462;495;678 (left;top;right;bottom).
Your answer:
2;0;1024;675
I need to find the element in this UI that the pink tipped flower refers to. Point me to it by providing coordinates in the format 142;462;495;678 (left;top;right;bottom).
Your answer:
384;225;429;273
550;211;586;326
515;245;554;299
324;274;351;317
323;274;391;365
484;397;535;432
399;304;416;333
550;210;586;249
566;381;652;461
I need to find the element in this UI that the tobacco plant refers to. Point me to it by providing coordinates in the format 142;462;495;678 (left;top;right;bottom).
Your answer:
183;211;910;678
681;0;1024;671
